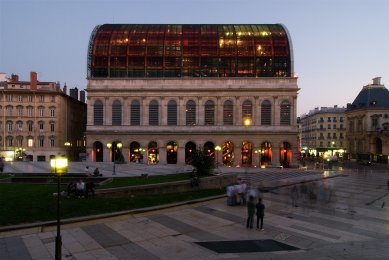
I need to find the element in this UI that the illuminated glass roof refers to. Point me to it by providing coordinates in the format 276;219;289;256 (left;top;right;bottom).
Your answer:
87;24;293;78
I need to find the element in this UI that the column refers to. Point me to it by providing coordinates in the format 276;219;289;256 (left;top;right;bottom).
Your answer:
177;147;186;165
179;97;185;126
198;97;204;125
141;97;148;126
273;96;279;126
104;97;111;125
122;147;129;162
216;97;223;126
161;97;167;126
234;142;241;166
235;97;242;126
122;97;129;125
272;146;280;165
159;146;167;165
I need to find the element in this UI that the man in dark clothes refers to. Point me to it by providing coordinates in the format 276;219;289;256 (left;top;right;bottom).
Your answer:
246;196;255;229
256;198;265;230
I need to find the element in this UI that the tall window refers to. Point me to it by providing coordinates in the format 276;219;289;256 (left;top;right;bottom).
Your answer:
7;122;12;132
261;100;271;125
93;100;104;125
27;95;32;102
112;100;122;125
204;100;215;125
130;100;140;125
38;107;44;117
18;96;23;102
223;100;233;125
39;138;44;147
186;100;196;126
149;100;159;126
50;139;55;147
39;95;44;102
27;106;33;117
242;100;252;121
27;121;33;132
167;100;177;125
50;123;55;132
6;106;12;116
49;108;55;117
280;100;291;125
17;106;23;117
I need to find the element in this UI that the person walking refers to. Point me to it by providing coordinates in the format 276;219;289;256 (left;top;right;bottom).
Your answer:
256;198;265;230
246;195;255;229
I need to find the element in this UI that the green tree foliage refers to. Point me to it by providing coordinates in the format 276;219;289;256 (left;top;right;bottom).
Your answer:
190;149;215;176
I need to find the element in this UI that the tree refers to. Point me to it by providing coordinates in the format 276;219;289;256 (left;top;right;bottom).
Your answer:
190;149;215;176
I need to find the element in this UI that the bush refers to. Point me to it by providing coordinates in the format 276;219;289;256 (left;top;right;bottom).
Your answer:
190;149;215;176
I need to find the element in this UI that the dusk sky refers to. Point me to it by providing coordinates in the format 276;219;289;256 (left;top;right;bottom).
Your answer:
1;0;388;116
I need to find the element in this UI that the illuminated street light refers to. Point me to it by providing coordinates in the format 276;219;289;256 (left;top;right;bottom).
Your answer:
107;142;122;175
215;145;221;167
50;156;68;260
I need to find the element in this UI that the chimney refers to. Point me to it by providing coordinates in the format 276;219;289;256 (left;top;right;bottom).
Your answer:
372;77;381;85
30;71;37;90
11;74;19;82
80;90;86;103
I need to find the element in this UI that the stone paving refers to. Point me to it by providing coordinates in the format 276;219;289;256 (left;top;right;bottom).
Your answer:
1;164;389;259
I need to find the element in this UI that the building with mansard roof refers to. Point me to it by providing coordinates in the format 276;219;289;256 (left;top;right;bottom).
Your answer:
346;77;389;163
86;24;299;167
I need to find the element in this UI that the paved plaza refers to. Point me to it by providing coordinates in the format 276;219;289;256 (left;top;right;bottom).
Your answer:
1;163;389;259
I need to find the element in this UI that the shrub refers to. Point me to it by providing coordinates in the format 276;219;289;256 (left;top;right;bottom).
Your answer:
190;149;215;176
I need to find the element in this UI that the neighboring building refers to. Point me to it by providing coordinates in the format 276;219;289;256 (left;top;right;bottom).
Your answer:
299;106;346;159
0;72;86;162
346;77;389;163
86;24;299;167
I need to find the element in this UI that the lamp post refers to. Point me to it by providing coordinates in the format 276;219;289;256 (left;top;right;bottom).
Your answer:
215;145;221;167
64;142;71;161
50;157;68;260
107;142;122;175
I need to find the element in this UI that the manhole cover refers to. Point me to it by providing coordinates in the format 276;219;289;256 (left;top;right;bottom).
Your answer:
195;239;299;253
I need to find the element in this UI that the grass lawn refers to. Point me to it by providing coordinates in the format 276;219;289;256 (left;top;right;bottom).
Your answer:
0;182;225;227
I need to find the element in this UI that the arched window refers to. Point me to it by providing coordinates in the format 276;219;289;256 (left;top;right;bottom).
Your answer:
130;100;140;126
93;100;104;125
149;100;159;126
261;100;272;125
186;100;196;126
204;100;215;125
112;100;122;125
242;100;252;122
223;100;233;125
280;100;291;125
167;100;177;126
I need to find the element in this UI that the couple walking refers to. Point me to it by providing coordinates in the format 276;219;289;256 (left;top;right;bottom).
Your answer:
246;196;265;230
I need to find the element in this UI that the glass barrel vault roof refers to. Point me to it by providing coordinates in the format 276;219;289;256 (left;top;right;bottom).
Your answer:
87;24;294;79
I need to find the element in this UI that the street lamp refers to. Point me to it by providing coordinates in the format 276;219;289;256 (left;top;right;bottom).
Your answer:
215;145;221;167
50;156;68;260
64;142;71;160
243;117;252;127
107;142;122;175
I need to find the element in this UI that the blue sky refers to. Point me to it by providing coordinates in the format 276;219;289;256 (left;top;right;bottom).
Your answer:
1;0;388;115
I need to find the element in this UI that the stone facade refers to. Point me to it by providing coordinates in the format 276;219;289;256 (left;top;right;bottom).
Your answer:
86;78;299;167
299;106;346;158
0;72;86;162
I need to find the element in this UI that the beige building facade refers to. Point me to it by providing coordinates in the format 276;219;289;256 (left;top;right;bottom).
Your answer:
346;77;389;163
299;106;346;159
0;72;86;162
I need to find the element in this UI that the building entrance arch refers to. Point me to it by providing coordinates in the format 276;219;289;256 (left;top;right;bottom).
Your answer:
185;141;196;164
166;141;178;164
148;141;159;164
93;141;104;162
260;141;272;166
204;142;215;158
242;141;252;166
130;141;141;163
222;141;234;166
280;141;292;168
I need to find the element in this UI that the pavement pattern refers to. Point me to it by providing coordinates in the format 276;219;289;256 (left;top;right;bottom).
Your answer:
1;164;389;259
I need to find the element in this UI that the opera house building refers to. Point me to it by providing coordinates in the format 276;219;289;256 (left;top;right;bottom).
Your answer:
86;24;299;167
